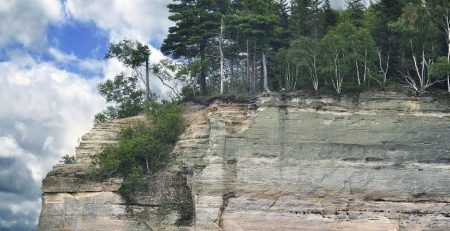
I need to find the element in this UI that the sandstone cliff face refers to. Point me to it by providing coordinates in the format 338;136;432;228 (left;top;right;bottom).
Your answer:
39;92;450;230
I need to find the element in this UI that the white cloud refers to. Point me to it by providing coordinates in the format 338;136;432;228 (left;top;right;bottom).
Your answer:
65;0;173;43
49;47;77;63
0;51;105;181
0;0;63;49
64;0;176;97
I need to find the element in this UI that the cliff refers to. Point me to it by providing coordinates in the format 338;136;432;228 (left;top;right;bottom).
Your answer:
39;92;450;230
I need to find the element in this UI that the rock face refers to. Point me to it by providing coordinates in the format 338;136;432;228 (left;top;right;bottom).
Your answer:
39;92;450;230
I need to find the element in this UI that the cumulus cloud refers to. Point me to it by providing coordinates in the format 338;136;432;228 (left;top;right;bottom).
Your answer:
0;51;105;230
65;0;173;43
0;0;63;49
64;0;175;98
48;47;77;63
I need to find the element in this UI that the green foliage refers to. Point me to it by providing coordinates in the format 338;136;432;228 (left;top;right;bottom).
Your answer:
94;100;184;203
60;154;76;164
160;0;450;96
323;0;338;33
344;0;365;27
105;40;153;100
119;167;146;203
145;100;185;144
95;74;144;123
430;57;450;77
275;37;321;91
105;40;150;69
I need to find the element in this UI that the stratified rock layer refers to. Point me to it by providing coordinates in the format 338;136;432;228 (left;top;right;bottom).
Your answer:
39;92;450;230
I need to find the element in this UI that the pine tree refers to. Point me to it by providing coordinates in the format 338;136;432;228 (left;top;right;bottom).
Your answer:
276;0;290;48
322;0;338;33
290;0;313;39
289;0;324;40
370;0;405;77
345;0;365;27
161;0;229;95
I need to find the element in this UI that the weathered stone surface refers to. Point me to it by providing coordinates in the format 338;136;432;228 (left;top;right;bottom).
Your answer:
39;92;450;230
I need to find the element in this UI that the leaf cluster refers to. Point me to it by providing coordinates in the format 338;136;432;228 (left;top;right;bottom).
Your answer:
94;74;145;124
93;100;184;203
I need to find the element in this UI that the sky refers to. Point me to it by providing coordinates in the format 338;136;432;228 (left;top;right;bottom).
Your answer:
0;0;352;230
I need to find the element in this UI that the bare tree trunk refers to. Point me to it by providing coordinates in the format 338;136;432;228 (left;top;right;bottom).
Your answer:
146;159;151;175
377;49;389;89
246;39;250;92
446;15;450;93
363;49;367;85
356;61;361;86
402;48;442;94
312;56;318;91
332;53;343;94
262;52;268;92
252;40;256;92
231;44;235;90
285;63;290;91
145;60;150;99
219;18;225;94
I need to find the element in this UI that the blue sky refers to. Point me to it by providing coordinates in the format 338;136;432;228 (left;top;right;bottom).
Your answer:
0;1;172;230
0;0;350;230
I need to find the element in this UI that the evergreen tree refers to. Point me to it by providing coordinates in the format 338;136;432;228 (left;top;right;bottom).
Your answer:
322;0;338;33
345;0;365;27
425;0;450;92
289;0;324;40
290;0;312;39
370;0;405;78
162;0;229;95
276;0;290;48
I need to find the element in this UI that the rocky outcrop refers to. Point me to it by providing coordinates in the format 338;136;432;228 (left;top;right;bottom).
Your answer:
38;116;146;231
39;92;450;230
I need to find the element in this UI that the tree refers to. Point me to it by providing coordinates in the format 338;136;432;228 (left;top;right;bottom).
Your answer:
321;22;377;93
426;0;450;92
276;0;290;48
345;0;365;27
290;0;323;40
275;37;321;91
322;0;338;33
390;3;443;93
105;40;151;100
60;154;76;164
162;0;229;95
369;0;405;77
229;0;281;92
95;73;144;123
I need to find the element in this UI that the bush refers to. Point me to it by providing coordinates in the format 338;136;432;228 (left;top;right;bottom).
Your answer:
94;74;144;124
93;100;184;203
60;154;76;164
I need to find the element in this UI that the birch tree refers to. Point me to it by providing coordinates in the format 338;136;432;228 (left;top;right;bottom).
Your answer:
390;3;443;93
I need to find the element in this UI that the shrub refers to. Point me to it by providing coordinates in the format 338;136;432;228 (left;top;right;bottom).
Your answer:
60;154;76;164
93;100;184;203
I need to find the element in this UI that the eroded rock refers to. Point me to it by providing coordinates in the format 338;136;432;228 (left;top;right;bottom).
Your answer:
39;92;450;230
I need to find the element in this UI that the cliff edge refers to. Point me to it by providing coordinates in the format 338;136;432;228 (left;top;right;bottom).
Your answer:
39;92;450;230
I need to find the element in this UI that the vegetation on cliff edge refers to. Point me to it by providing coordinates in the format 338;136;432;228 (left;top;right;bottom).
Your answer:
93;100;184;203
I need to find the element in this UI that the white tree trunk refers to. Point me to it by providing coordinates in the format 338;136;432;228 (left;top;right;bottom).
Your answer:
446;15;450;93
246;39;250;92
219;18;225;94
145;60;150;99
262;52;269;92
307;51;319;92
402;49;441;94
356;61;361;86
377;49;389;88
332;53;343;94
